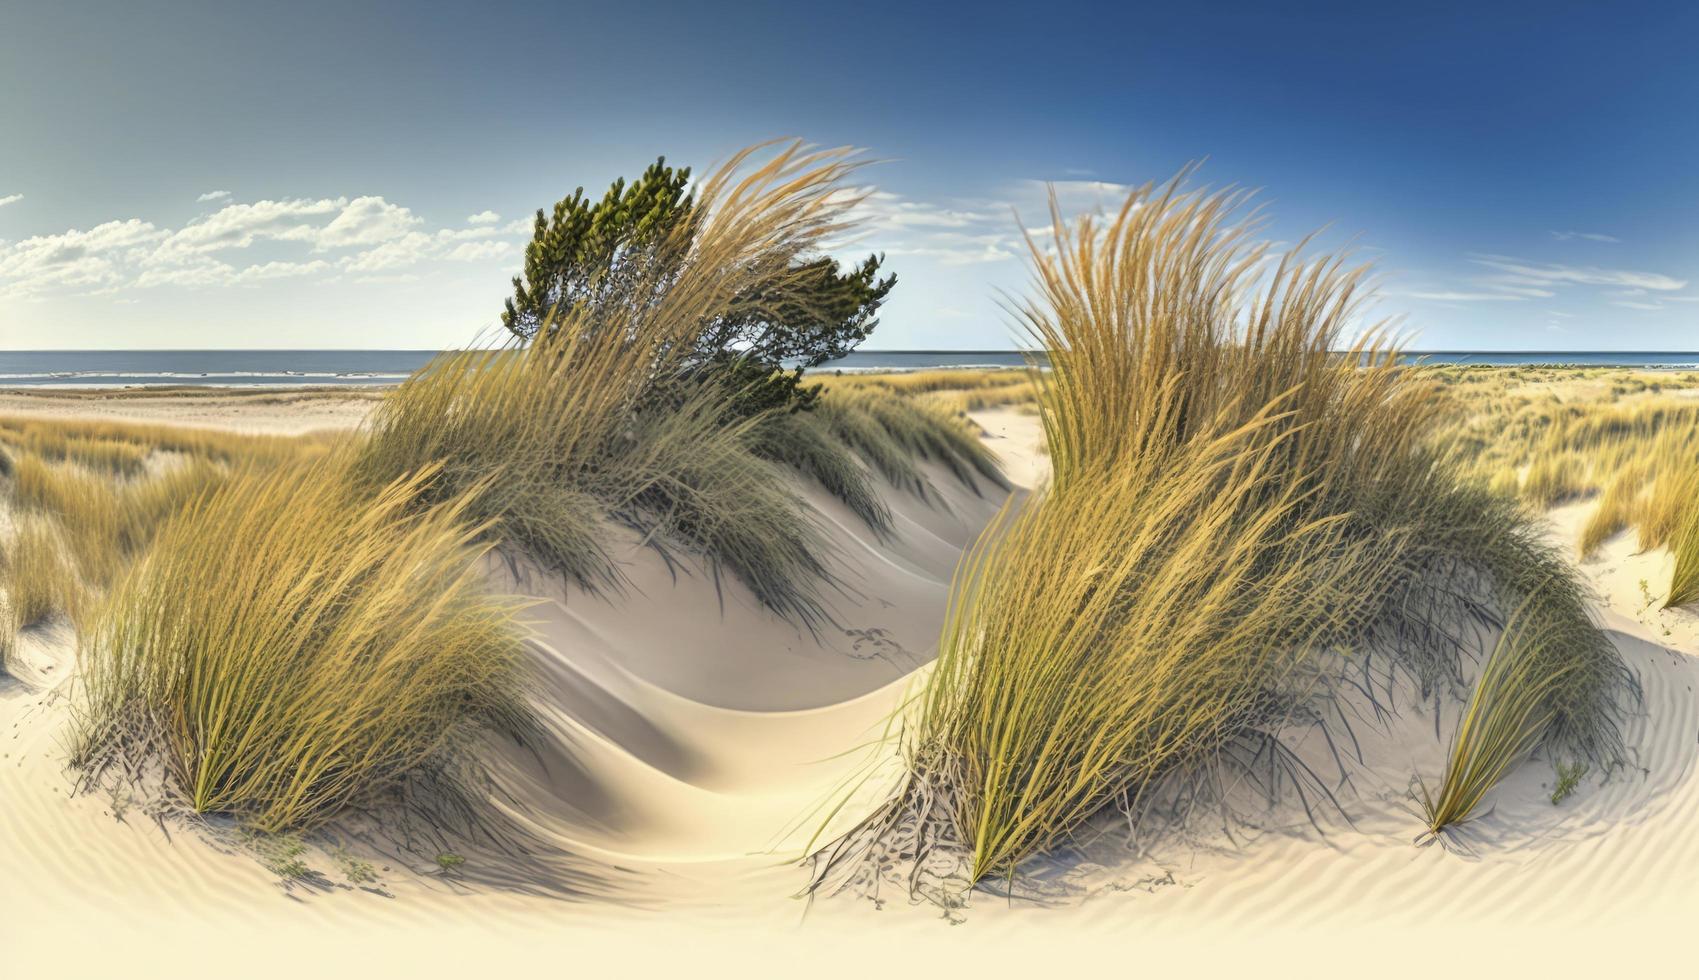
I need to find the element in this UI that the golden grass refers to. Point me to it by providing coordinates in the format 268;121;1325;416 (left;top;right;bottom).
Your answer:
0;414;314;466
1577;464;1647;558
753;409;891;534
357;142;984;624
2;516;86;633
809;389;1003;503
63;141;995;833
1419;592;1589;840
813;169;1630;894
0;412;311;672
1665;500;1699;608
72;451;528;832
8;453;227;588
1434;372;1699;610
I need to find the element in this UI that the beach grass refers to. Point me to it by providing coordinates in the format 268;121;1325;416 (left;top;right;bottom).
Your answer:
2;516;86;633
358;142;993;625
71;451;529;832
19;145;1014;843
1419;591;1590;840
1664;498;1699;608
813;169;1632;891
0;414;306;673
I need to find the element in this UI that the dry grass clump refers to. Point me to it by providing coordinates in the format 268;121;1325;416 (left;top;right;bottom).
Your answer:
1437;385;1699;562
753;410;891;534
909;414;1384;877
0;428;148;475
72;452;528;832
811;389;1004;502
813;169;1630;893
0;414;310;467
0;416;303;673
1665;500;1699;608
1419;591;1595;840
2;517;87;633
1632;463;1699;553
360;143;986;624
7;453;227;587
1521;451;1586;508
816;369;1039;415
1577;464;1648;558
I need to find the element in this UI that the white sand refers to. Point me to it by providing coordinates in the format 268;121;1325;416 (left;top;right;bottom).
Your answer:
0;387;380;435
4;396;1699;973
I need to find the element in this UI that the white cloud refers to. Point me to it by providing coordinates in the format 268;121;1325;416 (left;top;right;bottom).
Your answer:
2;189;534;298
435;226;503;243
134;256;237;289
233;259;332;283
341;231;437;274
1469;254;1686;291
0;219;168;295
0;193;22;208
197;190;232;203
154;197;346;259
835;188;1026;266
1403;290;1531;302
1550;230;1621;243
445;240;512;262
316;196;421;250
1405;250;1689;312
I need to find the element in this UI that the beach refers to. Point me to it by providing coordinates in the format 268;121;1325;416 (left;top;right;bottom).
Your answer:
4;373;1699;974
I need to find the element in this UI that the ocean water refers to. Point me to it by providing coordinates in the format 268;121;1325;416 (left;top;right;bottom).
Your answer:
0;350;438;387
2;349;1698;387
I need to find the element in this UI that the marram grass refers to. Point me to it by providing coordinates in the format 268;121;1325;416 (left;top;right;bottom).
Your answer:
360;142;995;624
1419;592;1589;842
813;167;1632;896
72;451;529;832
1665;495;1699;608
2;516;87;633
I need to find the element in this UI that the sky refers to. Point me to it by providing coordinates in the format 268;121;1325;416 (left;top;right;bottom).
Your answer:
4;0;1699;351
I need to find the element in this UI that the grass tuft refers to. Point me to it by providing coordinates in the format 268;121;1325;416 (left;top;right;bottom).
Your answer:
358;143;904;622
72;451;530;832
1418;591;1592;841
813;167;1631;896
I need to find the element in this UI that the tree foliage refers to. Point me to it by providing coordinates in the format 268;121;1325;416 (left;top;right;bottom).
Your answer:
502;156;894;413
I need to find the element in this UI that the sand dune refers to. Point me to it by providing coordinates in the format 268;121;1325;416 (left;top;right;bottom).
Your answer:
5;399;1699;972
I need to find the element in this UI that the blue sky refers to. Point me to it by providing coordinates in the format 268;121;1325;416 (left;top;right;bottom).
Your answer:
4;0;1699;350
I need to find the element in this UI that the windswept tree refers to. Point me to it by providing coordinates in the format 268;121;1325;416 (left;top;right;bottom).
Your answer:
503;156;895;413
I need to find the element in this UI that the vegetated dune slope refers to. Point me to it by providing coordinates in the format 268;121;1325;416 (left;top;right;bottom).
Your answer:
4;402;1699;970
0;411;1026;944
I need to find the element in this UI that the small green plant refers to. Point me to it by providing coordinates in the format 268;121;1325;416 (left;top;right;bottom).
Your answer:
434;852;465;873
334;850;379;885
1551;761;1589;805
1639;578;1655;612
245;831;312;880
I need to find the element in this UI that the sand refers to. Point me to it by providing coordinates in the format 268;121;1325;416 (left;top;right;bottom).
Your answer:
3;391;1699;974
0;386;381;435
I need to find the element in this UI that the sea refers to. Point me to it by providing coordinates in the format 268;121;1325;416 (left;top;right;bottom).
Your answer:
3;349;1699;388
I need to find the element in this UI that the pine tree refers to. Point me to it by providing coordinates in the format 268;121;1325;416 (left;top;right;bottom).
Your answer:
502;156;894;413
